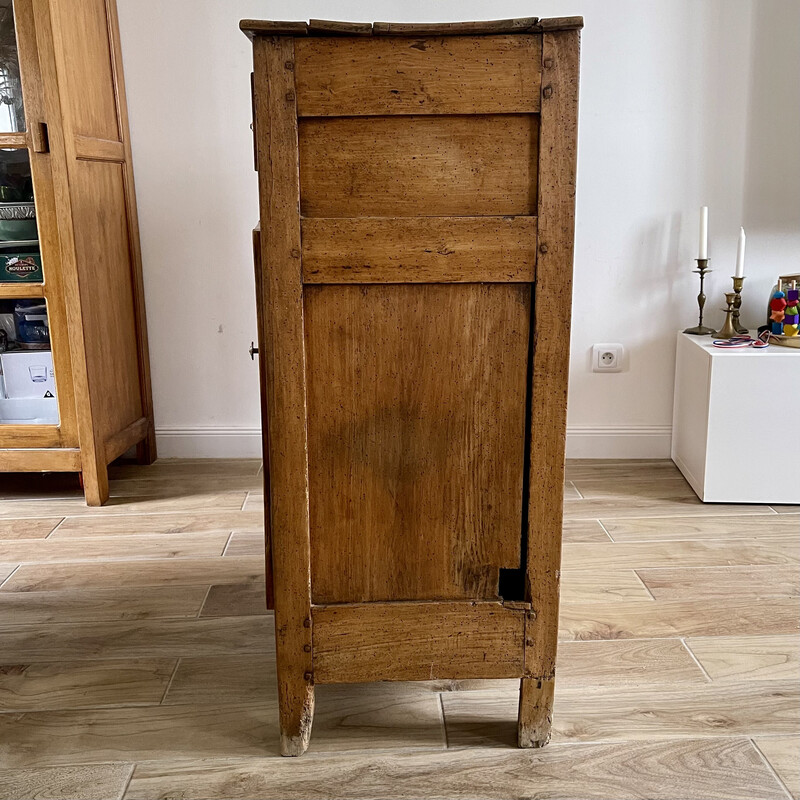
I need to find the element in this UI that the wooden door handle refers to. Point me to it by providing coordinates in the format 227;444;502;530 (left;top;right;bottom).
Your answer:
31;122;49;153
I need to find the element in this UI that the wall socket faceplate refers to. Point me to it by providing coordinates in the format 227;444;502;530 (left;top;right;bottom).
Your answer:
592;343;624;372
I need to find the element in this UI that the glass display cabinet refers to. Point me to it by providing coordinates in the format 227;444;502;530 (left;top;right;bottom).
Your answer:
0;0;154;505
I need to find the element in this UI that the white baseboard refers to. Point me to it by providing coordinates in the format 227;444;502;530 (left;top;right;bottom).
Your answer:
157;424;673;460
156;427;262;458
565;425;672;459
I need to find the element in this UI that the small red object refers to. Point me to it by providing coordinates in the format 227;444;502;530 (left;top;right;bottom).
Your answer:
770;296;787;311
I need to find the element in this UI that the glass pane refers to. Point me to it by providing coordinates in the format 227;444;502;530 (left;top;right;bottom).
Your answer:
0;297;59;425
0;149;38;260
0;0;25;133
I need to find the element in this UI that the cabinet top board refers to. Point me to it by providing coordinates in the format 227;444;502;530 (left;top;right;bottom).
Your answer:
240;16;584;41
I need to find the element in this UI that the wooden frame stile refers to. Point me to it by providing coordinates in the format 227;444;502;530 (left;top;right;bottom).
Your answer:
0;0;78;467
252;36;314;757
519;27;581;748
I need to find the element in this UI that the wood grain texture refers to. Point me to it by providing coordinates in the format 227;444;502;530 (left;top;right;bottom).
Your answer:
638;565;799;599
686;635;800;682
304;284;528;603
295;35;541;116
298;114;538;217
123;738;785;800
1;556;263;592
0;617;273;662
559;598;800;641
522;26;580;711
0;585;209;624
602;513;797;541
301;216;537;283
50;510;263;537
0;519;62;540
562;538;799;571
0;764;133;800
0;659;174;711
312;602;526;682
443;681;800;747
253;34;314;756
372;19;541;36
754;736;800;800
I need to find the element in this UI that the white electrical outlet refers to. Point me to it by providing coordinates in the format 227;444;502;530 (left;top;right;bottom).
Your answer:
592;343;624;372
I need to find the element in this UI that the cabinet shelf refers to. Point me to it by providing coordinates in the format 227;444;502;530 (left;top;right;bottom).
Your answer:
0;281;44;298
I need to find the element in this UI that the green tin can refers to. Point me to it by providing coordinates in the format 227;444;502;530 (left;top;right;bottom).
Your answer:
0;252;43;282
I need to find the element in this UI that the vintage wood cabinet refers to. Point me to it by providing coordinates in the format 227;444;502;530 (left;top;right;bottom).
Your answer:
243;16;581;756
0;0;155;504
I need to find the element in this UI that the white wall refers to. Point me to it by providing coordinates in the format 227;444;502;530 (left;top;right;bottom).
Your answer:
116;0;799;459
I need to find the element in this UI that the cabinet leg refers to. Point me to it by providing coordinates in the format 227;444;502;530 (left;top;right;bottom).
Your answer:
518;676;555;748
81;460;109;507
278;675;315;756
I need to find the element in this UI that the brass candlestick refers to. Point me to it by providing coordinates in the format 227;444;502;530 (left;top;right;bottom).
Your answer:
714;292;739;339
731;276;747;334
684;258;714;335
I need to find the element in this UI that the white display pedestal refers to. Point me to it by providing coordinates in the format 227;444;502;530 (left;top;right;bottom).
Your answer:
672;332;800;504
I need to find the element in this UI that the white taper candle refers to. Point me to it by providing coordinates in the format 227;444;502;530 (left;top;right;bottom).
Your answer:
735;227;746;278
699;206;708;260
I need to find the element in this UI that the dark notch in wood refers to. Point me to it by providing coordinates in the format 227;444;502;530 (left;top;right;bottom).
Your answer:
240;17;585;39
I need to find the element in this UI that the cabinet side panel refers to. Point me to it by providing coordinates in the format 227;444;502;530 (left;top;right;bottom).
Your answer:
295;35;542;116
298;115;538;217
69;160;143;434
305;283;529;604
49;0;120;141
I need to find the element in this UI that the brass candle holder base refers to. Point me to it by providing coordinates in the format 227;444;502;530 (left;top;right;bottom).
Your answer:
684;258;715;335
714;292;739;339
731;275;748;334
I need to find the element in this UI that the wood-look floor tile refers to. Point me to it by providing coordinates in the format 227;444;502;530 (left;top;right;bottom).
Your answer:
0;586;209;624
0;564;16;584
242;493;263;512
0;687;443;766
224;531;264;557
109;458;261;480
441;681;800;748
50;510;263;538
563;496;774;520
1;556;264;592
754;736;800;799
562;519;612;543
200;584;267;617
564;459;684;481
125;738;787;800
434;639;707;692
0;763;133;800
564;481;581;499
603;514;796;541
163;655;276;705
686;636;800;683
109;475;263;497
0;660;175;712
771;507;800;515
0;703;278;766
558;598;800;640
0;493;248;520
0;533;229;564
560;570;653;601
571;475;695;499
561;538;798;571
0;518;62;540
0;617;273;662
638;566;799;599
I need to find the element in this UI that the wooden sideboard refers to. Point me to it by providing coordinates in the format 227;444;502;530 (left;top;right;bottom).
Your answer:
243;16;582;756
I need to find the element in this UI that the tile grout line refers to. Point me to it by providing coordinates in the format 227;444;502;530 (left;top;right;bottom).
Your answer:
680;638;713;683
437;693;449;750
749;737;794;800
221;531;235;557
196;585;214;618
0;564;20;590
159;658;184;705
631;569;656;600
596;519;615;542
44;516;67;539
118;762;137;800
